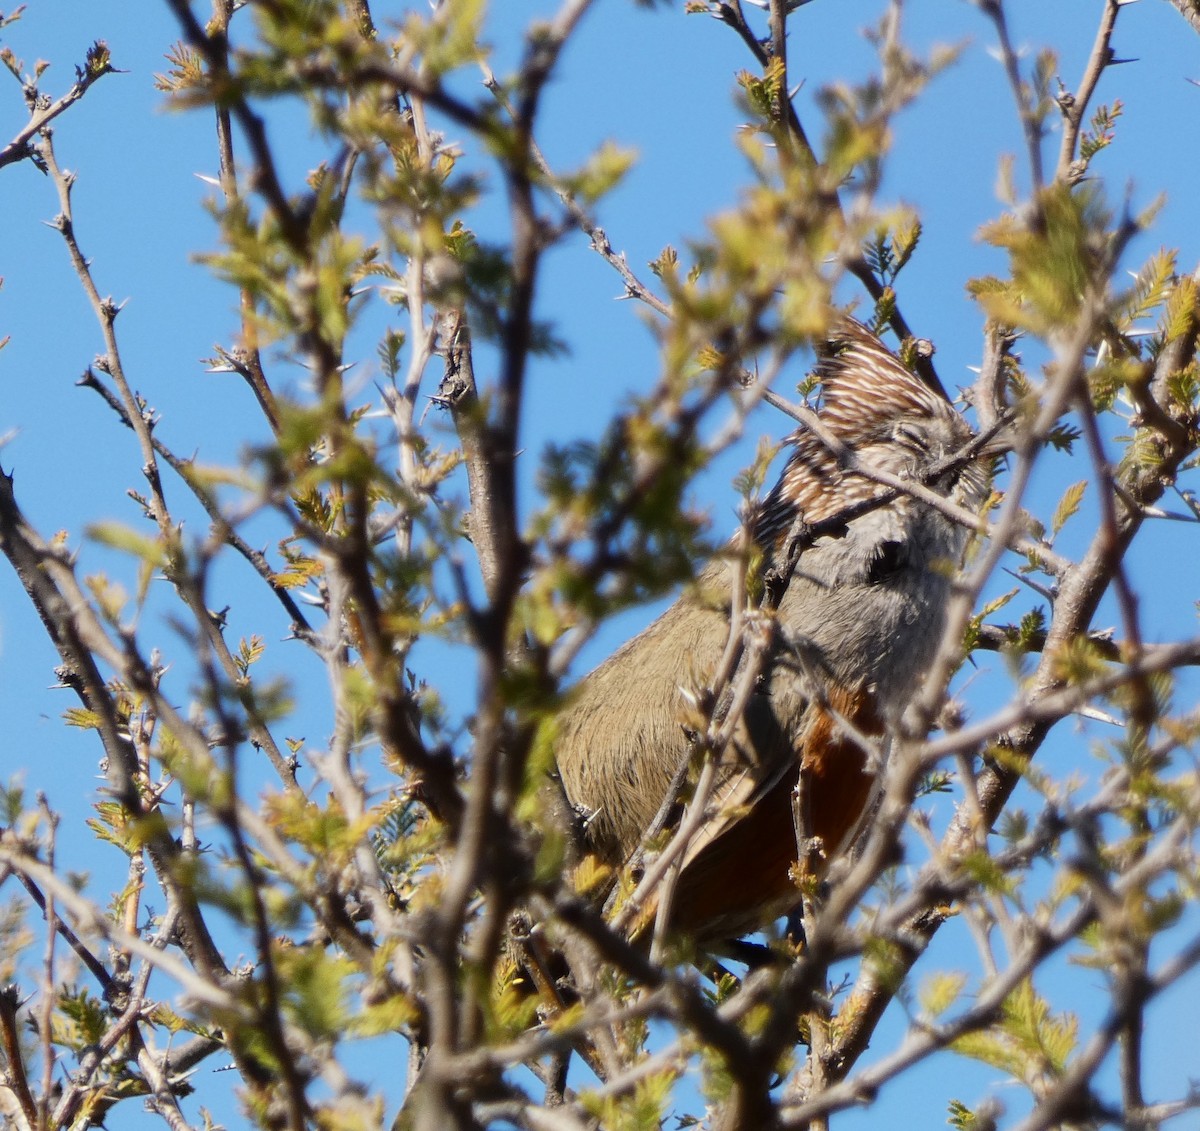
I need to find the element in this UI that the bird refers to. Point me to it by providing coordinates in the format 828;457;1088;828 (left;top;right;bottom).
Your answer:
552;320;991;943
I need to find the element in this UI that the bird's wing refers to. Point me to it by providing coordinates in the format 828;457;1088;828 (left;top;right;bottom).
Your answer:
656;679;881;940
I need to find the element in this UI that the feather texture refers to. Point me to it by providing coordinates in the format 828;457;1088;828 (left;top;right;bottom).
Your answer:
554;320;990;940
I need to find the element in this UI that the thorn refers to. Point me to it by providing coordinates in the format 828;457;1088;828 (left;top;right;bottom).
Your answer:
1175;488;1200;521
1002;566;1057;602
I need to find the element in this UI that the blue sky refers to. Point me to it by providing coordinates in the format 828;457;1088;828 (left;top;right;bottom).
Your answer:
1;1;1198;1127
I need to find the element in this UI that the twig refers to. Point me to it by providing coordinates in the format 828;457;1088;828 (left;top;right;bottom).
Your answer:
0;846;238;1010
35;132;297;783
979;0;1046;191
78;370;315;639
805;277;1200;1092
1055;0;1122;180
479;62;671;319
0;988;36;1128
434;310;515;602
781;896;1098;1127
205;0;279;434
0;43;114;170
1164;0;1200;36
713;0;947;396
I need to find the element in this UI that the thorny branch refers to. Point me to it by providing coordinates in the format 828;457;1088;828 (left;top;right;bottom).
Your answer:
787;269;1200;1112
0;40;113;170
979;0;1047;191
0;1;1198;1128
1055;0;1123;181
710;0;949;399
203;0;280;434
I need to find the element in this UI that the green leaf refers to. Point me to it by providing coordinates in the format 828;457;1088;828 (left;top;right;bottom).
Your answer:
1163;275;1198;344
1079;99;1123;163
948;1098;995;1130
85;523;167;569
1016;607;1046;651
736;58;785;122
235;634;266;678
560;140;638;205
920;971;967;1018
400;0;484;77
1051;480;1086;536
976;183;1112;334
582;1071;676;1131
86;799;145;855
1003;980;1078;1076
1045;422;1081;453
351;991;419;1038
63;706;102;730
55;986;108;1050
891;215;922;274
1114;247;1175;331
276;946;355;1040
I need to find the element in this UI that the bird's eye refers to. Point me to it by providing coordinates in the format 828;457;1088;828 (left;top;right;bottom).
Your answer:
865;539;909;583
894;421;925;448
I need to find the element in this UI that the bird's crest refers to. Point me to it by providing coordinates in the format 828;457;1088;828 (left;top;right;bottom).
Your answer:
758;320;979;538
816;320;954;443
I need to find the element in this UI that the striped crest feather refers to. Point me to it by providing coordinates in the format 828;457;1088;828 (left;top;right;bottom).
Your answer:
757;319;977;540
816;320;954;443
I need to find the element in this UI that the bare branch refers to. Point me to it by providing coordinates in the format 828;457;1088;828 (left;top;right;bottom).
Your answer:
979;0;1046;190
1055;0;1122;180
0;43;114;171
1163;0;1200;37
